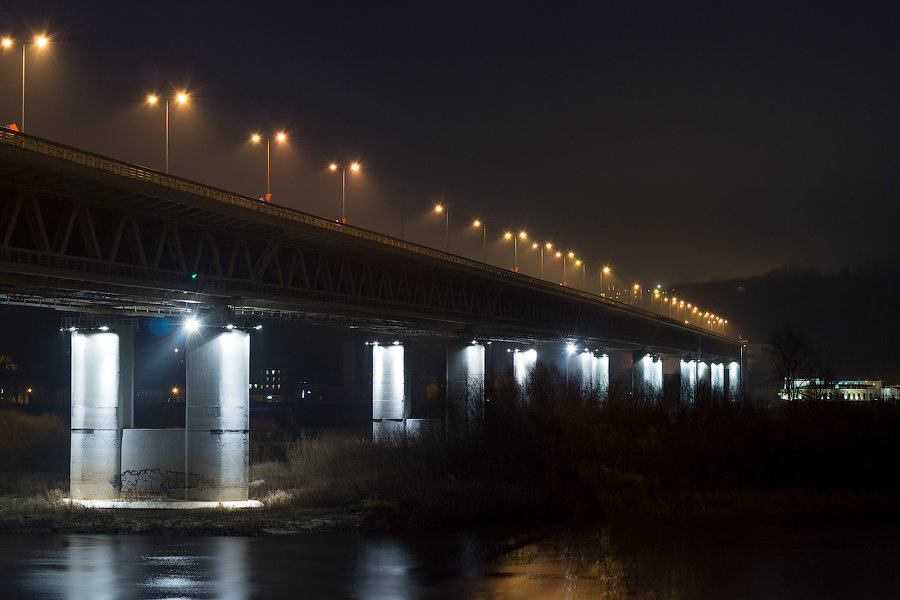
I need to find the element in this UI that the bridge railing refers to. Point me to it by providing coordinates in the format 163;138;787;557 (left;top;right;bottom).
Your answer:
1;128;734;340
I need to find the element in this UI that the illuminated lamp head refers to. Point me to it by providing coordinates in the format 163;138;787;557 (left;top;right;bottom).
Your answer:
184;316;200;333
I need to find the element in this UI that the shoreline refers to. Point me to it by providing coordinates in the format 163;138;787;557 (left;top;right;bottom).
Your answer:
2;489;899;536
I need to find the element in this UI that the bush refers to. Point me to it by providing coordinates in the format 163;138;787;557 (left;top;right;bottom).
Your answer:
0;410;69;473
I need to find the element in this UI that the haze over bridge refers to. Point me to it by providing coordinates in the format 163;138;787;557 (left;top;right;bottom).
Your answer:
0;129;744;504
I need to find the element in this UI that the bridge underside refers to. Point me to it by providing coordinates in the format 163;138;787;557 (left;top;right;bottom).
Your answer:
0;131;741;361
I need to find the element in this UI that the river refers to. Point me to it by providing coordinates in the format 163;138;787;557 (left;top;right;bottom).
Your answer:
1;513;899;598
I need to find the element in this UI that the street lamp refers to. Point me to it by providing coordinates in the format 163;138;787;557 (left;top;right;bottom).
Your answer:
504;231;526;272
147;91;189;174
435;204;449;252
2;34;49;132
532;242;552;278
473;219;486;263
601;266;611;297
575;259;585;288
250;131;286;201
632;283;641;306
329;161;361;224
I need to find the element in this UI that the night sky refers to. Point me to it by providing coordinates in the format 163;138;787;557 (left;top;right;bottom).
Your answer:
2;1;896;288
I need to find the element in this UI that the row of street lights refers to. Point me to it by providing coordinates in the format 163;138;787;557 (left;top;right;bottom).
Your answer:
143;90;362;214
3;35;727;332
428;208;729;330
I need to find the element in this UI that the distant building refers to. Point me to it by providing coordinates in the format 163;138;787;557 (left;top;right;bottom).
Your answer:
0;354;30;404
251;367;285;402
781;378;890;401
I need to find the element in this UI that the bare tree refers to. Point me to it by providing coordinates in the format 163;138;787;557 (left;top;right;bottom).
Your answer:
766;326;814;401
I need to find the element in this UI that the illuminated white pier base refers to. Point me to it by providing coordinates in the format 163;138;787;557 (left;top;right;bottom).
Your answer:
711;362;725;404
372;343;406;441
185;329;250;502
70;329;132;500
447;342;485;436
633;354;663;403
727;361;741;401
680;359;698;405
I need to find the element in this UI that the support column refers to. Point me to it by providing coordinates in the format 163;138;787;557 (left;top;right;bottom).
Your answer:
70;330;127;500
372;342;406;441
185;329;250;502
608;351;633;402
727;361;741;402
680;359;698;405
632;353;662;403
697;361;711;405
447;342;485;437
711;362;725;404
662;356;680;406
512;347;537;396
566;346;608;403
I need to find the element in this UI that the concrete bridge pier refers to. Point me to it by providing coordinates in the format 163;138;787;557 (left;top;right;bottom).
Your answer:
711;362;726;404
632;352;663;403
727;360;741;402
608;351;633;402
680;359;698;405
661;356;681;406
70;328;133;500
511;346;538;392
559;344;609;403
697;360;712;405
372;342;407;441
446;342;485;437
185;329;250;501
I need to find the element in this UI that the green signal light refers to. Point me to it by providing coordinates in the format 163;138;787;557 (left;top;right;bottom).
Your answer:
191;273;198;279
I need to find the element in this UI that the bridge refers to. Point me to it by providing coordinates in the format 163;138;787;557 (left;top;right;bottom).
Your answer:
0;129;744;505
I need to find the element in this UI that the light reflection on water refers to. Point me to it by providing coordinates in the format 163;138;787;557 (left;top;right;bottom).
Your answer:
1;514;900;599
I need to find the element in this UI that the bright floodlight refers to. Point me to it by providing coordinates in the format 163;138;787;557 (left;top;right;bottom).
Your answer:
504;232;512;239
545;242;552;249
1;38;12;48
532;242;538;249
603;266;611;274
434;204;443;213
350;162;360;172
34;35;48;47
568;252;574;258
329;163;338;171
519;231;527;239
276;132;286;142
566;343;576;355
147;94;158;104
184;316;200;333
473;219;481;227
251;133;261;143
176;92;188;103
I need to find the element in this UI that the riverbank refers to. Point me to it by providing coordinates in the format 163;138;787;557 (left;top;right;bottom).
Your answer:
3;390;900;535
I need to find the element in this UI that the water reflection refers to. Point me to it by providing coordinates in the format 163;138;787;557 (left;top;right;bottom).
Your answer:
6;535;252;599
2;514;900;599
